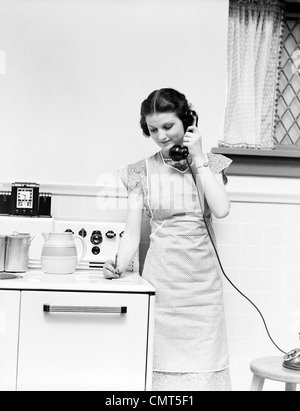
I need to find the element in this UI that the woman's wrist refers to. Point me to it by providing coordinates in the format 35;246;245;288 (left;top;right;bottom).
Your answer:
194;154;207;168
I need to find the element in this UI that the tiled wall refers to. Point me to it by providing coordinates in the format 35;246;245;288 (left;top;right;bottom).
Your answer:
52;191;300;391
214;202;300;391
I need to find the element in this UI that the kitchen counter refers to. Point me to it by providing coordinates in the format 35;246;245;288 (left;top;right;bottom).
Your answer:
0;270;155;294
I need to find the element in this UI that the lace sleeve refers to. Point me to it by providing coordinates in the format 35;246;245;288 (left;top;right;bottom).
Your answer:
207;153;232;185
118;159;147;196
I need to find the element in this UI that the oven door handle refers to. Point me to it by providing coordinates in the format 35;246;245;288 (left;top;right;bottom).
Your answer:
43;305;127;314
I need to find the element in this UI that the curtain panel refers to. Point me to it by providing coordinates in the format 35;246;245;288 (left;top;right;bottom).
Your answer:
219;0;284;150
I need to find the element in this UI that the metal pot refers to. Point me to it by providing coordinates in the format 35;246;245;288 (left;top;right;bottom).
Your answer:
5;232;34;273
0;235;6;272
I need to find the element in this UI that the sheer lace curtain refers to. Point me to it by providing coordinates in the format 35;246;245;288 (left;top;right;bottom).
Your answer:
219;0;284;150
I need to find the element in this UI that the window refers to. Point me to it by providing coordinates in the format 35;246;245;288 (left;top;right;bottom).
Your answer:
276;5;300;147
212;0;300;178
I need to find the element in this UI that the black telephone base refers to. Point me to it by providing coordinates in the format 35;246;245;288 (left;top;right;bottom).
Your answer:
282;348;300;371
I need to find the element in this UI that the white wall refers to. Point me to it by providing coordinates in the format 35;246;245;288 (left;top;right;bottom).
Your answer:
0;0;229;185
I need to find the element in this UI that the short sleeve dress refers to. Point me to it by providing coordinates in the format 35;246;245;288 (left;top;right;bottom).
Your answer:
119;151;232;391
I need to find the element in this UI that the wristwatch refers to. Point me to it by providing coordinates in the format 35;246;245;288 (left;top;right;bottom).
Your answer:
196;162;209;170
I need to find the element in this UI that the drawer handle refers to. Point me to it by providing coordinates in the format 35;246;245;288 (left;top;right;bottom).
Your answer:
43;305;127;314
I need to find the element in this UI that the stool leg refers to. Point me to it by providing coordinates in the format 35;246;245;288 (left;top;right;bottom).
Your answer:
250;374;265;391
285;383;296;391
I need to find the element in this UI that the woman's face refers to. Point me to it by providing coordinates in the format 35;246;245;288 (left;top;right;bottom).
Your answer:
145;112;185;156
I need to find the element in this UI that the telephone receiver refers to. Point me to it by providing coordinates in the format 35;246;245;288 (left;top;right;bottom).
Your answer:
169;110;198;161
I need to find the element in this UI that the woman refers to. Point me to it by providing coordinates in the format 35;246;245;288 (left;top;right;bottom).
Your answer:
104;88;232;391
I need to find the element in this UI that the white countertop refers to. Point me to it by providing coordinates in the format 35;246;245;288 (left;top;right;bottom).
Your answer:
0;270;155;294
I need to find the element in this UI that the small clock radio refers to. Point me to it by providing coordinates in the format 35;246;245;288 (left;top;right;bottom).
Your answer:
11;182;40;216
0;182;52;217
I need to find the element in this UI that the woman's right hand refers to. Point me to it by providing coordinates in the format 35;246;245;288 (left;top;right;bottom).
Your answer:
103;259;122;279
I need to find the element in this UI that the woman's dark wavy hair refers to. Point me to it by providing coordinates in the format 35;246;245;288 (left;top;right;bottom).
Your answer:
140;88;195;136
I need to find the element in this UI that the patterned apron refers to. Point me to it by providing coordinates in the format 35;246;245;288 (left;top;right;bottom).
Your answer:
142;153;230;372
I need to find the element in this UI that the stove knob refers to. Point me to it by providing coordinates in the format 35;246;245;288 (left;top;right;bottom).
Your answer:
65;229;74;234
79;228;87;238
105;230;116;239
119;231;124;238
92;246;100;255
91;230;103;245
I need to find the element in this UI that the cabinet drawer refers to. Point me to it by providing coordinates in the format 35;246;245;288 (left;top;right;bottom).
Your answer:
17;291;150;391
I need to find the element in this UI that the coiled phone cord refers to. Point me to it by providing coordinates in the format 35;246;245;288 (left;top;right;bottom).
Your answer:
187;161;287;355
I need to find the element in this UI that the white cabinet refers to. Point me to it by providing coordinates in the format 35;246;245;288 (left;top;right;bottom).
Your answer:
0;291;20;391
17;291;152;391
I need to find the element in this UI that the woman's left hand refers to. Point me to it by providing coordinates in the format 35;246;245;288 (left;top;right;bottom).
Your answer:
183;126;204;160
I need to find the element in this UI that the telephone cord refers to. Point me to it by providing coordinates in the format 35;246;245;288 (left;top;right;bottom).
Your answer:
188;161;287;355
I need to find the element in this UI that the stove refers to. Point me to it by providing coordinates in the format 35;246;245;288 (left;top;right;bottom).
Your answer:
0;217;154;392
53;220;137;271
0;216;138;273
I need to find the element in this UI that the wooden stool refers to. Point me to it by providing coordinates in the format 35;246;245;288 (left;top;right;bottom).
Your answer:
250;356;300;391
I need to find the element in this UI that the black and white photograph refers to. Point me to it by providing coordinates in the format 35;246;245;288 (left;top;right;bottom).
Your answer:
0;0;300;394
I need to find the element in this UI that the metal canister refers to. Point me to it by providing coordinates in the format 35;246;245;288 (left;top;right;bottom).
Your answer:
5;232;33;273
0;235;6;272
